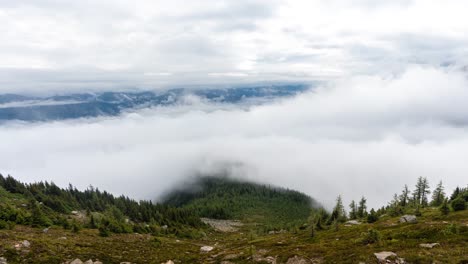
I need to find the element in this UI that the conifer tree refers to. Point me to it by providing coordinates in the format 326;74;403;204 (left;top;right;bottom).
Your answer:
431;181;445;206
413;176;431;207
367;208;378;223
329;195;346;223
349;200;357;220
440;198;450;215
399;185;409;207
357;197;367;218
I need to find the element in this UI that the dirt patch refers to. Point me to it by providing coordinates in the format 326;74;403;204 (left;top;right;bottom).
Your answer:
201;218;244;232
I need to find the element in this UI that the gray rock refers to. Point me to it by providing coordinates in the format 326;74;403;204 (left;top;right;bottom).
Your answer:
374;252;406;263
83;260;94;264
399;215;417;223
0;257;7;264
162;261;174;264
43;228;49;233
200;246;214;252
286;256;309;264
419;243;440;248
345;220;361;225
374;251;396;261
70;259;83;264
22;240;31;248
93;261;103;264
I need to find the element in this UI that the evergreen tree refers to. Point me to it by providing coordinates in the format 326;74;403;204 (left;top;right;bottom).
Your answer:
329;195;346;223
450;187;461;201
357;197;367;218
413;176;431;207
349;200;357;220
399;185;409;207
367;208;378;223
440;198;450;215
30;200;51;227
431;181;445;206
388;193;403;216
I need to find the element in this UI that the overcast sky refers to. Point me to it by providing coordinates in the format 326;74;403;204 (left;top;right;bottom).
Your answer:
1;0;468;93
1;1;468;209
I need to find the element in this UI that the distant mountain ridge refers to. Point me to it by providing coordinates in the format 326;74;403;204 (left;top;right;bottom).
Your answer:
0;84;309;122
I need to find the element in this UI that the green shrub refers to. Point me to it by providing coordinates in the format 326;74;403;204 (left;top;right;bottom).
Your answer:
358;229;381;245
451;197;466;211
440;199;450;215
99;226;110;237
367;209;378;223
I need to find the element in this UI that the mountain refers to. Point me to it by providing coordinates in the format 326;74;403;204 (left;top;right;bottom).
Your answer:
0;84;310;122
162;176;319;229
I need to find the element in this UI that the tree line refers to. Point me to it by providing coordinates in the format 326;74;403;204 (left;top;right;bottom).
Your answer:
0;174;205;237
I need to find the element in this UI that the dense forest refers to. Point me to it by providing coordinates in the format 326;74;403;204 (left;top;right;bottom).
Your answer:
0;174;205;238
162;176;319;230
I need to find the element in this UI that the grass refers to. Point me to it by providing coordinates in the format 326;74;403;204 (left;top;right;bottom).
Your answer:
0;208;467;263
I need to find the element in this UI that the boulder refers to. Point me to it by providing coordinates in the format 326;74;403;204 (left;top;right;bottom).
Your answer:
399;215;417;223
374;251;406;263
374;251;396;261
200;246;214;252
22;240;31;248
43;228;49;233
69;259;83;264
162;261;174;264
286;256;309;264
83;260;94;264
0;257;7;264
345;220;361;225
419;243;440;249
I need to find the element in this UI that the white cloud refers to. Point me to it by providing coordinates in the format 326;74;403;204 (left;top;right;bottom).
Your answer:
1;0;468;93
0;67;467;209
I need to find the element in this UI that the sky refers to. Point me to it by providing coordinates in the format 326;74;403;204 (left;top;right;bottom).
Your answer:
1;0;468;93
1;1;468;209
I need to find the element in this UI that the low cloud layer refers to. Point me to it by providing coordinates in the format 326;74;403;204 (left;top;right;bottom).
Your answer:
1;67;467;209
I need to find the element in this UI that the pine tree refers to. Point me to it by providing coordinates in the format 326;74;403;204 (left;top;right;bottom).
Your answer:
440;198;450;215
357;197;367;218
329;195;346;223
413;176;430;207
399;185;409;207
450;187;461;201
421;177;430;206
349;200;357;220
367;208;378;223
431;181;445;206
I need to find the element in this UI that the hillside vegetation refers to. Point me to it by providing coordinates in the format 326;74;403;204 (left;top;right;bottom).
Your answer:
0;174;466;263
162;176;318;230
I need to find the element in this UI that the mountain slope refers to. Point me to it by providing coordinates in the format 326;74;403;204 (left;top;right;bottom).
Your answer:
163;176;319;229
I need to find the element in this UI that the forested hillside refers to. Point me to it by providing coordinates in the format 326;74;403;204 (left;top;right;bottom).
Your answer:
0;174;204;237
163;176;319;230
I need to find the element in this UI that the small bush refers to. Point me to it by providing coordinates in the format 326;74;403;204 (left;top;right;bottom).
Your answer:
358;229;381;245
99;226;110;237
440;199;450;215
442;224;460;236
451;197;466;211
